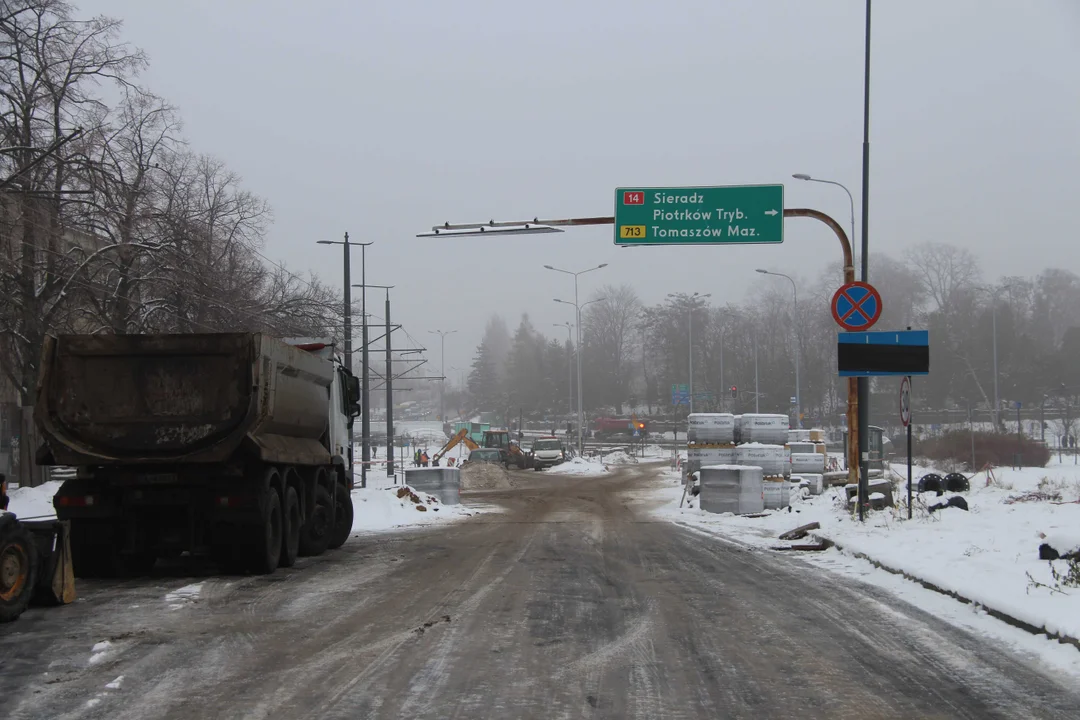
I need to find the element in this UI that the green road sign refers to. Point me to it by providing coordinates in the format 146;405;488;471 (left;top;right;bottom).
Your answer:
614;185;784;246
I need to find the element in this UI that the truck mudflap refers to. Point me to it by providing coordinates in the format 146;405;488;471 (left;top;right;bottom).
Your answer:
244;433;331;467
20;520;77;607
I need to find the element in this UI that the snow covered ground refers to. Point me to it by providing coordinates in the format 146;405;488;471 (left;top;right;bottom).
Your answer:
544;457;610;477
645;459;1080;675
350;483;486;532
4;477;484;533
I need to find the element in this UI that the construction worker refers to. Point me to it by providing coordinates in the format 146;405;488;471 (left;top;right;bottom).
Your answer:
414;448;421;467
421;450;429;467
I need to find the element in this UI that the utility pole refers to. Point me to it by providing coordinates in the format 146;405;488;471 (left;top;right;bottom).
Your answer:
554;322;573;432
428;330;457;424
316;234;371;482
754;333;760;413
386;289;395;479
857;0;873;521
719;330;724;413
360;243;370;488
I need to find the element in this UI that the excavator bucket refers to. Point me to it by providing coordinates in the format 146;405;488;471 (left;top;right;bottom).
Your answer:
22;519;76;606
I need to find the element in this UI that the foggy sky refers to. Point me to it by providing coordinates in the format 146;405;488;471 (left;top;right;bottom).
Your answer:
80;0;1080;377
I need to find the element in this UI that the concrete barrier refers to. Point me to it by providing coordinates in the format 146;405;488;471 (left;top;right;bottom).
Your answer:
404;467;461;505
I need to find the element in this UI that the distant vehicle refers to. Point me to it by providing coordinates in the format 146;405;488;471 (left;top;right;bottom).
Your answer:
530;437;564;471
462;448;503;467
481;430;530;469
592;416;648;441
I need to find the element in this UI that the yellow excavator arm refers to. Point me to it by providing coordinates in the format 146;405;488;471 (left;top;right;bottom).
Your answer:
433;428;479;462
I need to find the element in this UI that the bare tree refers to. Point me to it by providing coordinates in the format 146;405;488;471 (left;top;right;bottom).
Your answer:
581;283;641;411
906;242;981;316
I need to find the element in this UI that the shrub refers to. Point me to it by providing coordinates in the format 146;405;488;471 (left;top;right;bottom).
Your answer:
919;431;1050;471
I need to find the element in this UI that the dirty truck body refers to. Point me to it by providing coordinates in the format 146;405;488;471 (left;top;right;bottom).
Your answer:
35;333;359;577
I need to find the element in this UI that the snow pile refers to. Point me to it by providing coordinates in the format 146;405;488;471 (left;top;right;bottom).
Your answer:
650;458;1080;642
350;484;479;532
5;479;62;519
601;451;638;466
460;463;511;490
545;457;609;477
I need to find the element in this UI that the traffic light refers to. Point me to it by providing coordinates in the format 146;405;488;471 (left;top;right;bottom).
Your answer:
730;385;738;399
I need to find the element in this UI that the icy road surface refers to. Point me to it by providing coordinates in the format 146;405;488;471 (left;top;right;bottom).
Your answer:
1;465;1078;719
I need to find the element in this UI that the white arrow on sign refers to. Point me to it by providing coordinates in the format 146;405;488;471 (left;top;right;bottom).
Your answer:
764;209;779;216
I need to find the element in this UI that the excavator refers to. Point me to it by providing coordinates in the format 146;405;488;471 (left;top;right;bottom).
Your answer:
481;430;530;470
432;428;480;465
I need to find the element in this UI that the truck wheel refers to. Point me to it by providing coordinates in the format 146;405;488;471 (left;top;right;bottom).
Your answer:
299;484;332;557
250;485;283;575
0;521;37;623
326;482;353;550
279;485;300;569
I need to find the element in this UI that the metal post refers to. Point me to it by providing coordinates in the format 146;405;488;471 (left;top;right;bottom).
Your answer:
1041;398;1046;443
575;276;583;455
792;284;801;429
440;333;445;422
360;244;370;488
555;323;573;433
969;403;976;471
991;301;999;428
754;333;760;413
1016;403;1022;469
857;0;873;522
719;330;724;413
386;290;394;478
688;305;694;414
907;377;913;520
342;233;353;478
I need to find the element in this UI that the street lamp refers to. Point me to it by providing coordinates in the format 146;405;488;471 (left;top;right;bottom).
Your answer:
428;330;457;423
666;292;711;413
792;174;856;267
756;269;801;428
545;263;608;454
976;283;1016;428
553;322;574;434
317;233;372;485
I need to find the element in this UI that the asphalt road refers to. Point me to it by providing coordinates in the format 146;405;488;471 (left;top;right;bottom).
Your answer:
1;464;1078;719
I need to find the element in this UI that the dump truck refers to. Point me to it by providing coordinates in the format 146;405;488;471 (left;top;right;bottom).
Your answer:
34;333;360;578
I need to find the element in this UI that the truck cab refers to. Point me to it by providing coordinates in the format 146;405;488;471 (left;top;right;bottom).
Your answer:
530;437;564;470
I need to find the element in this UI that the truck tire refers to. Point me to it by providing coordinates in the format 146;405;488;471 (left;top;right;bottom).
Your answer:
326;482;353;550
250;485;283;575
0;520;36;622
299;484;332;557
279;485;300;569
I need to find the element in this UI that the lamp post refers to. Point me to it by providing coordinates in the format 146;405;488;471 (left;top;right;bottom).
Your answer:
545;263;607;454
428;330;457;423
976;283;1015;428
792;174;856;268
754;332;760;413
667;292;711;413
554;322;574;433
756;269;801;428
317;233;372;484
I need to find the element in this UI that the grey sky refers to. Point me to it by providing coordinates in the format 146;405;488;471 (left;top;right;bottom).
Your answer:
82;0;1080;375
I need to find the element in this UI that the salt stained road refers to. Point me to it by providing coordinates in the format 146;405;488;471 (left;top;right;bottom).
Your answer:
1;464;1078;719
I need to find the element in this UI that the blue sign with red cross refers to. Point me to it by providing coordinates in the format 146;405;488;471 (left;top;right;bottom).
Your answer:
831;281;883;331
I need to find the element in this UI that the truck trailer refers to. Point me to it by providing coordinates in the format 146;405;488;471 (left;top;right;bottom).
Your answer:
34;333;360;577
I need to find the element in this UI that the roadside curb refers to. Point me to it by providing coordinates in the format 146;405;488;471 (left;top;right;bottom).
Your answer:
814;533;1080;653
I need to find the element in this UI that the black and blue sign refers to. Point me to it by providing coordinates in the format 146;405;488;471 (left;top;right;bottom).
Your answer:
838;330;929;377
